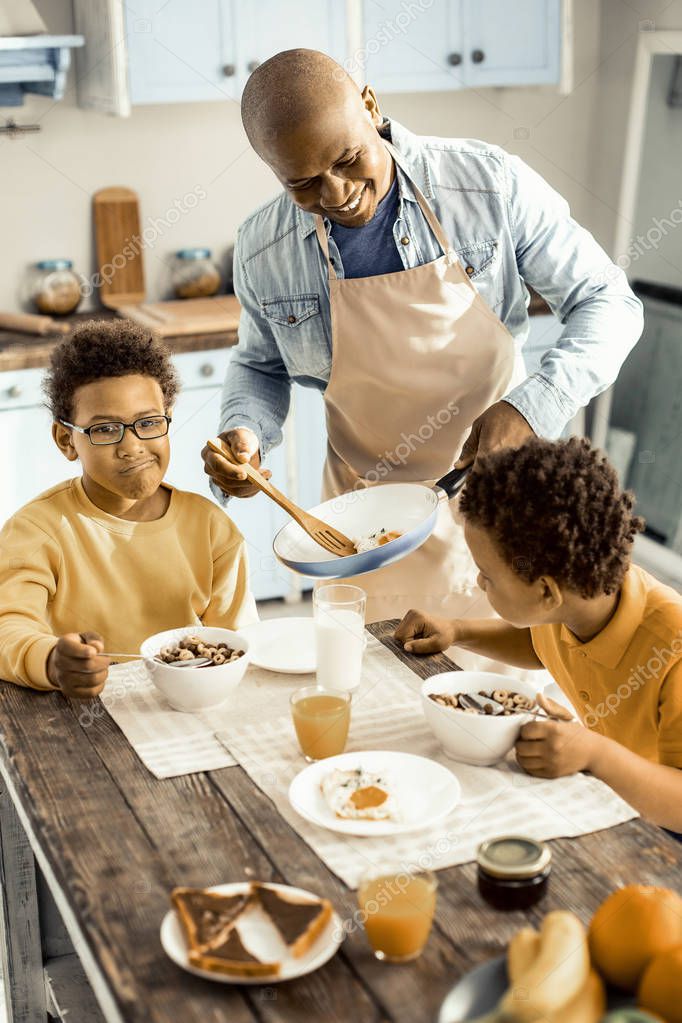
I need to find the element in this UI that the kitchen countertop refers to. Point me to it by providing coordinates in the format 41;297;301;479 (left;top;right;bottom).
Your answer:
0;290;551;374
0;309;240;373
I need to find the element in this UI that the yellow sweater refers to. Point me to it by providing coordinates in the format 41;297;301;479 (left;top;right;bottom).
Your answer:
0;477;258;691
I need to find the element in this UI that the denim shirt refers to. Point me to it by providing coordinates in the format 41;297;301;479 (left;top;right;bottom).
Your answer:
218;117;643;459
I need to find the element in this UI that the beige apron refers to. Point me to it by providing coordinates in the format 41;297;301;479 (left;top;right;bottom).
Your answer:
314;140;516;631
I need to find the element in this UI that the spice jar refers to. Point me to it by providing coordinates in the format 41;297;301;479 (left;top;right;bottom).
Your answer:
476;835;552;911
171;248;221;299
29;259;82;316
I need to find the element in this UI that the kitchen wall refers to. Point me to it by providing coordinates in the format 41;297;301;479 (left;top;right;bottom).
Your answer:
629;54;682;290
591;0;682;257
2;0;679;315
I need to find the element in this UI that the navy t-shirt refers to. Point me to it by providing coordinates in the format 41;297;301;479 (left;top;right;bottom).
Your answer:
330;174;403;279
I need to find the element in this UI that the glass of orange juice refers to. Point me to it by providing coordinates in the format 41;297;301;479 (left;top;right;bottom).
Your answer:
290;685;352;761
357;865;437;962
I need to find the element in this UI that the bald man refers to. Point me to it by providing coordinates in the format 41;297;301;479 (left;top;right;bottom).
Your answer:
202;49;642;630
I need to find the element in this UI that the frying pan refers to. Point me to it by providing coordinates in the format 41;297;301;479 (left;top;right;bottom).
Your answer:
273;466;469;579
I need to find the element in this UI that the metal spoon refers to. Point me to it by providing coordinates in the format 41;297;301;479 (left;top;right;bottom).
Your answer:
165;657;214;668
459;693;565;721
103;652;214;669
459;693;505;715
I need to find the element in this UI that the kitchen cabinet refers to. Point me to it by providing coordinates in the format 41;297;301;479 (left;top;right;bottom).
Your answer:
234;0;347;93
361;0;562;93
1;366;68;520
166;348;298;602
360;0;464;93
74;0;564;113
74;0;347;112
124;0;240;106
461;0;562;88
0;346;327;603
291;384;327;513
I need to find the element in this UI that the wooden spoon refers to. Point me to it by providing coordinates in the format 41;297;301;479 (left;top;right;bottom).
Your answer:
207;437;357;557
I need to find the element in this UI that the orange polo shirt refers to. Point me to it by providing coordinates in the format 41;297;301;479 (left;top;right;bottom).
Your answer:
530;564;682;768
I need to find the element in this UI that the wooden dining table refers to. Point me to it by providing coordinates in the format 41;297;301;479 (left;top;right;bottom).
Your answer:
0;618;680;1023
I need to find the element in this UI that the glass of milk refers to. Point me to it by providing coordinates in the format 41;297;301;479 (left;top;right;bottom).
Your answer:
313;584;366;692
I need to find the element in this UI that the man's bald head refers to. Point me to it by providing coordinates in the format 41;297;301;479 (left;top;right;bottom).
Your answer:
240;49;395;227
241;49;360;152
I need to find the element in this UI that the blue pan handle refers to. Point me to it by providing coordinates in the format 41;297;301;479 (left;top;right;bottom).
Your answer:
435;465;470;499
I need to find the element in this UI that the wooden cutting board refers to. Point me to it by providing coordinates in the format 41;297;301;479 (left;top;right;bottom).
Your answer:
93;187;146;308
114;296;241;336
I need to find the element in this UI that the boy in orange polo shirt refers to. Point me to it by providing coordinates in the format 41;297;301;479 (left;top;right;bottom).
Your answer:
395;437;682;833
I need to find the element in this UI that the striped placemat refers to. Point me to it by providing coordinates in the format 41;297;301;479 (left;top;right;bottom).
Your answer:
217;700;639;888
97;636;424;778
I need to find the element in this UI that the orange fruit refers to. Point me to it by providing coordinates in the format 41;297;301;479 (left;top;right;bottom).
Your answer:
638;945;682;1023
588;884;682;991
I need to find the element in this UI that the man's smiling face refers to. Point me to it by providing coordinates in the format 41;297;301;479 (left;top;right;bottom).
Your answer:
257;86;395;228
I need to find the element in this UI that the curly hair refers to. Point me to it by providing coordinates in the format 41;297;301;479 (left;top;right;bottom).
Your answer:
459;436;645;598
42;318;180;423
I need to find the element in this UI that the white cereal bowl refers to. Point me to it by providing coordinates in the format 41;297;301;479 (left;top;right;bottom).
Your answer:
140;625;251;713
421;672;542;767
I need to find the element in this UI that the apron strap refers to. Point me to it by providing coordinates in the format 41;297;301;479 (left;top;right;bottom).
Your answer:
382;139;454;256
314;216;338;281
314;138;454;280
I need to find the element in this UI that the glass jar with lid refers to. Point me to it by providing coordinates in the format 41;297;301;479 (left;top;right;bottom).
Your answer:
28;259;83;316
476;835;552;910
171;248;221;299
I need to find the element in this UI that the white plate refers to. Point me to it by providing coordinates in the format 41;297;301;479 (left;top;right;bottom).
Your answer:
240;618;316;674
160;881;343;985
288;750;461;837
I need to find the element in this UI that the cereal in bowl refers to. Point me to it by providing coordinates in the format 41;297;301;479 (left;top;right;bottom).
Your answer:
155;635;244;668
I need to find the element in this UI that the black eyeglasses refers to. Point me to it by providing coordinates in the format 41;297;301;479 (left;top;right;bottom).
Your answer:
59;415;172;446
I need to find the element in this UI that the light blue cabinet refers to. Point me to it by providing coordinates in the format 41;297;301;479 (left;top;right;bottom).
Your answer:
77;0;564;112
360;0;464;94
292;384;327;513
0;367;68;523
123;0;346;107
164;348;306;602
462;0;561;88
362;0;561;93
235;0;347;92
125;0;239;106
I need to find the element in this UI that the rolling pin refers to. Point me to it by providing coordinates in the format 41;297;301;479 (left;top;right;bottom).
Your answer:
0;311;72;337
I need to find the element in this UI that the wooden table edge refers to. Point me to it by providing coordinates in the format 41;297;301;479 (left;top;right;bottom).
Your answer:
0;755;126;1023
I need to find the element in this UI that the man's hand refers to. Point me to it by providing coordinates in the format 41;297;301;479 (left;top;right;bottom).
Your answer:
46;631;109;699
201;427;272;498
455;400;534;468
394;609;458;655
514;692;597;778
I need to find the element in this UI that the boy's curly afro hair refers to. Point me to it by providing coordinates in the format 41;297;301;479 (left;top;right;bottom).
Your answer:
459;436;645;598
42;318;180;423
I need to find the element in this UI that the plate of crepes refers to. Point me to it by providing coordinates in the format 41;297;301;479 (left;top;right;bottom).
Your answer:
288;750;461;837
162;881;342;984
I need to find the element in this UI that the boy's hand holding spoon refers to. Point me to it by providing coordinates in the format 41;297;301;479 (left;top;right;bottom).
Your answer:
46;631;110;699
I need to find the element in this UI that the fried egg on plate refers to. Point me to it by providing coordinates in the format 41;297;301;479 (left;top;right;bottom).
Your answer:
320;768;400;821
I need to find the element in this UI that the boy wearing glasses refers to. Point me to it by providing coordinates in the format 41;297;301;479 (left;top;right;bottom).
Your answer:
0;319;257;698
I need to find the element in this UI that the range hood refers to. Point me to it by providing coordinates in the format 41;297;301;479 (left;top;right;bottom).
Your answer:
0;34;84;106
